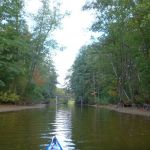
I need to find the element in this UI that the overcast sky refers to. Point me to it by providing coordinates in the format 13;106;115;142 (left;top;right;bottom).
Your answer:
25;0;97;88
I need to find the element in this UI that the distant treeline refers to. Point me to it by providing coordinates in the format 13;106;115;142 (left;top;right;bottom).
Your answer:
0;0;63;103
70;0;150;105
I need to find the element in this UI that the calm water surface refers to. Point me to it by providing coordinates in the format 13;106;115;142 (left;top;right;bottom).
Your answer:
0;105;150;150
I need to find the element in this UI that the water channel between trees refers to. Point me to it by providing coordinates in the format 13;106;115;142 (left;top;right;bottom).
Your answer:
0;104;150;150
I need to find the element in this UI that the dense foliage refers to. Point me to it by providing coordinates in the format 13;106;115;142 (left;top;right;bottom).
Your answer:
0;0;62;103
70;0;150;105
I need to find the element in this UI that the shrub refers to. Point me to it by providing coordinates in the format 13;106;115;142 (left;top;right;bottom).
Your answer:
0;91;20;103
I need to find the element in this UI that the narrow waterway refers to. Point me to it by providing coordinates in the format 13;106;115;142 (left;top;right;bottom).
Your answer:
0;104;150;150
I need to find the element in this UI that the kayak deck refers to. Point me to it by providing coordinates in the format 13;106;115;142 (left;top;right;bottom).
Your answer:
46;136;63;150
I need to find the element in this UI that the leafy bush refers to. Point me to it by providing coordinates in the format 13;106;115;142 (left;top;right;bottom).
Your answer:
32;86;44;100
25;83;45;103
0;91;20;103
98;97;109;105
134;96;144;105
0;80;5;87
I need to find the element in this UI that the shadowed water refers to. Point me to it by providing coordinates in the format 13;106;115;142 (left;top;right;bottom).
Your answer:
0;105;150;150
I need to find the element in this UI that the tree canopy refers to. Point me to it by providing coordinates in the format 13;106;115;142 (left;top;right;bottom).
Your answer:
0;0;63;103
70;0;150;105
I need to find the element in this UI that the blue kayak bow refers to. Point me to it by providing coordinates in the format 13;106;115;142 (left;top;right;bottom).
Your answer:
46;136;63;150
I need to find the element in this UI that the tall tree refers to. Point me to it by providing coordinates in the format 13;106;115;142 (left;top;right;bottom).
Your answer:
25;0;62;92
70;0;150;105
0;0;62;103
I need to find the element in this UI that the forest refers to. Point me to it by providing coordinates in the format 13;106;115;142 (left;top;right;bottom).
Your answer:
0;0;64;104
1;0;150;106
70;0;150;106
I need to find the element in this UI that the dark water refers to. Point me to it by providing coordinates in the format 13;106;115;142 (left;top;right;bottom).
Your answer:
0;105;150;150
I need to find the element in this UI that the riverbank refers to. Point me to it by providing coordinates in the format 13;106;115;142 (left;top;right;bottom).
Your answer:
96;104;150;117
0;104;46;113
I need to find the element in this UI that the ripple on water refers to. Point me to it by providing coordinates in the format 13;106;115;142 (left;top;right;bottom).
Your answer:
41;109;75;150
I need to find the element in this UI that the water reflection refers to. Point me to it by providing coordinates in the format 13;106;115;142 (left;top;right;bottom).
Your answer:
49;107;75;150
0;106;150;150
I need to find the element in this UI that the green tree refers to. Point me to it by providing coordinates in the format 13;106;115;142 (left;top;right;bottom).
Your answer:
70;0;150;105
0;0;61;103
0;0;31;102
